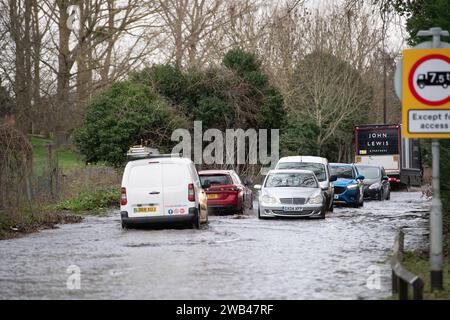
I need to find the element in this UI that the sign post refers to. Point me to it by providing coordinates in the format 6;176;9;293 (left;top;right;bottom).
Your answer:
395;27;449;291
409;28;449;291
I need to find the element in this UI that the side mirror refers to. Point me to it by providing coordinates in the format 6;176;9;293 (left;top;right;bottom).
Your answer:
202;180;211;189
382;176;389;181
254;184;262;190
356;175;365;181
329;175;338;182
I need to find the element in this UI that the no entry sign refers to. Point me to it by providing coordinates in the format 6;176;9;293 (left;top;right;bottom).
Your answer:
402;48;450;138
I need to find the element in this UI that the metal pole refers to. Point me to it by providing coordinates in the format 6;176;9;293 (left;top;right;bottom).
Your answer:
428;28;444;291
415;27;447;291
430;139;443;290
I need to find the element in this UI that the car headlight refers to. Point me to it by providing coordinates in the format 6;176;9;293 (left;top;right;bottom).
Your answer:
369;182;381;190
262;195;277;204
308;194;323;204
347;184;359;189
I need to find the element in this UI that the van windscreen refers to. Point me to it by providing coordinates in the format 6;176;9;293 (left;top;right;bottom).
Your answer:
277;162;326;182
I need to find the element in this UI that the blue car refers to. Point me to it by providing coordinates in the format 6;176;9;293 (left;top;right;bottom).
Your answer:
329;163;365;208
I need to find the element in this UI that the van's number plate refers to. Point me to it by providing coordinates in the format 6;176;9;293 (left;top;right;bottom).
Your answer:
134;207;157;213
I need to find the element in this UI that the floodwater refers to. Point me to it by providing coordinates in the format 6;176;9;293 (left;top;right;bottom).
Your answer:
0;192;429;299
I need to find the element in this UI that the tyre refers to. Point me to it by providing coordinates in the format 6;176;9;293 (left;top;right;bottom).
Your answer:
378;190;383;201
193;208;201;229
258;206;268;219
317;208;326;219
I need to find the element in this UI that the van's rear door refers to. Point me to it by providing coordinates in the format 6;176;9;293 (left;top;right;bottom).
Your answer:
127;161;164;217
162;162;190;216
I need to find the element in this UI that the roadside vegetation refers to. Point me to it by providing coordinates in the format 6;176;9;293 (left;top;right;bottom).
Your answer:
54;186;119;213
0;130;120;240
401;251;450;300
388;0;450;299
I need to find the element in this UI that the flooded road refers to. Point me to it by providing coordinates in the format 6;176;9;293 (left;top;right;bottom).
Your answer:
0;192;429;299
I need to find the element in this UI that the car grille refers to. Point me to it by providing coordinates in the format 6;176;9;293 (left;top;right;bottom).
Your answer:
272;210;314;215
279;198;306;205
334;186;346;195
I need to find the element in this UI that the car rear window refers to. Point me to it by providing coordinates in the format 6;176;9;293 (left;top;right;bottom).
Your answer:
200;174;232;186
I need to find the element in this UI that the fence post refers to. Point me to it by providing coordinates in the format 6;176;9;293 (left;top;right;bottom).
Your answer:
47;143;59;200
392;270;398;294
413;278;424;300
399;279;409;300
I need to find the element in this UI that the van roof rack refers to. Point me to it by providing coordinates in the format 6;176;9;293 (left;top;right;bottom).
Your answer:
126;145;183;161
126;145;160;160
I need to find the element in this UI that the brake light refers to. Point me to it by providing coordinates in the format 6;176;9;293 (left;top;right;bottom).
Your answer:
121;187;127;205
188;183;195;202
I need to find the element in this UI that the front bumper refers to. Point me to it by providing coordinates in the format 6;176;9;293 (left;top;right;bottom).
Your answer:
121;207;197;226
259;203;324;218
363;187;381;199
333;188;359;205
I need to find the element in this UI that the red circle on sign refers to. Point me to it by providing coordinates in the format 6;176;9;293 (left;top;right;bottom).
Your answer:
408;54;450;106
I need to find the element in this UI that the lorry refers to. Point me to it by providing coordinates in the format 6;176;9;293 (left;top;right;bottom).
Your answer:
354;124;422;187
416;71;450;89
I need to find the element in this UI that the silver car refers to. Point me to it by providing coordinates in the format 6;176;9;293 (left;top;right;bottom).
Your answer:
254;169;327;219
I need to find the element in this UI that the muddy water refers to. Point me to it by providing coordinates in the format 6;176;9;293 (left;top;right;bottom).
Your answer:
0;192;429;299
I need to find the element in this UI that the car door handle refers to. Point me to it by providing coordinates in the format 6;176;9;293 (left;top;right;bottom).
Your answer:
149;191;160;195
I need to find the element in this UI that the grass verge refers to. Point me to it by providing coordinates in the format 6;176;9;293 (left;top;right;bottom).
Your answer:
53;186;120;213
31;137;85;175
0;207;82;240
401;251;450;300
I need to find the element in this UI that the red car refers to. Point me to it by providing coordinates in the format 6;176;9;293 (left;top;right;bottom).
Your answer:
198;170;253;215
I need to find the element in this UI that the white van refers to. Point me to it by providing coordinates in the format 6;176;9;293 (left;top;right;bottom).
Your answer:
120;155;208;229
275;156;336;212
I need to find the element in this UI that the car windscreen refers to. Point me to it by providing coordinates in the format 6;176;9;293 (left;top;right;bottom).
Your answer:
276;162;326;182
265;173;318;188
329;165;355;179
200;174;232;186
356;166;380;179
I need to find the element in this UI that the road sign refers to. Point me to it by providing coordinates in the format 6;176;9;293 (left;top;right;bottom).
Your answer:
402;48;450;138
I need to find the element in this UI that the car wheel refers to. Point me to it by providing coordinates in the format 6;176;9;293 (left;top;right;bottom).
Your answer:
317;208;326;219
193;207;201;229
258;206;267;220
378;190;383;201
